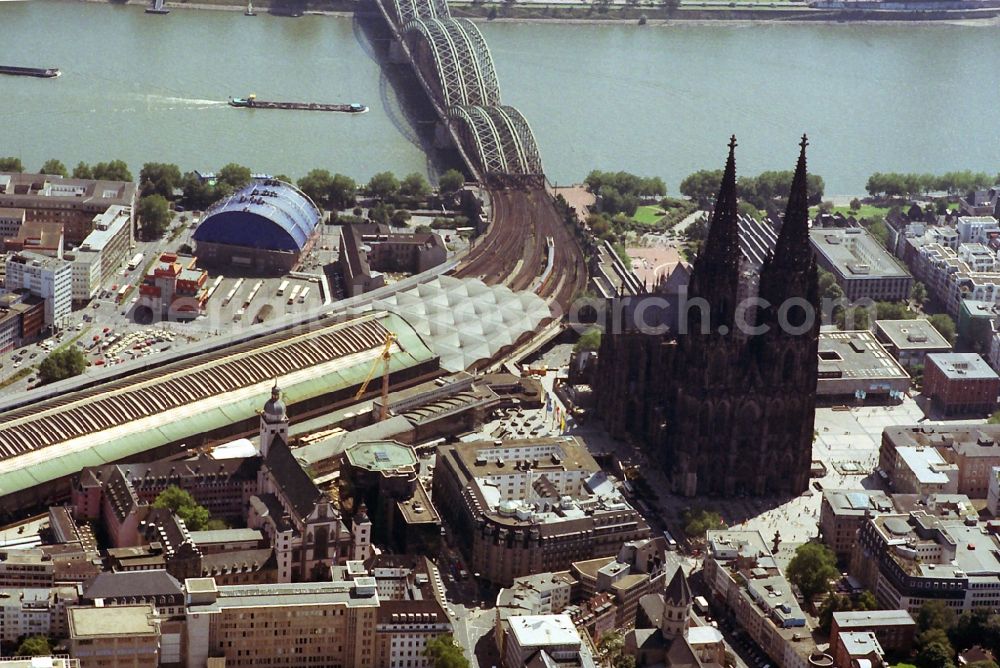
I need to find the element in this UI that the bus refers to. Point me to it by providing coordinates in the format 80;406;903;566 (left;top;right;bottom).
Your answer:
116;285;129;303
662;530;678;551
222;278;244;308
127;253;144;271
277;280;289;297
298;286;310;304
205;275;224;301
287;285;301;305
244;280;263;309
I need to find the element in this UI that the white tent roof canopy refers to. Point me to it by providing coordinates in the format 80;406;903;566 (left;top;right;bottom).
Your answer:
372;276;551;371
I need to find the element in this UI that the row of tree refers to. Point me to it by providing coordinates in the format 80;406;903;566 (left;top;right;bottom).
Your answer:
810;268;958;339
0;157;134;182
910;600;1000;668
140;163;466;211
0;157;467;239
866;171;999;199
585;170;667;217
679;168;826;210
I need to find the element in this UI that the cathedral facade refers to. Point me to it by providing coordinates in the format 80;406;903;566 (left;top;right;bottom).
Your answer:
594;137;820;497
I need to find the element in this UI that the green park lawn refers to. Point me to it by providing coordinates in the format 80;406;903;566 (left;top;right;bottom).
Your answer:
633;205;666;225
809;204;891;220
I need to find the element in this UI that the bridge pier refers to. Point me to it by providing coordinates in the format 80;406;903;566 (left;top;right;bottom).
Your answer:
433;122;453;149
388;39;409;65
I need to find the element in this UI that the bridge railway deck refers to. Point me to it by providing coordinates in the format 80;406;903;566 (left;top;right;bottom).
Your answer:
454;188;587;312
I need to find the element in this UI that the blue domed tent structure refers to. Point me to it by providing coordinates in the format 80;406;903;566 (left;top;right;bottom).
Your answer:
193;180;321;274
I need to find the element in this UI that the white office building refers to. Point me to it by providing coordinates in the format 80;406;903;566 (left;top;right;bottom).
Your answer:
67;205;132;302
5;251;72;327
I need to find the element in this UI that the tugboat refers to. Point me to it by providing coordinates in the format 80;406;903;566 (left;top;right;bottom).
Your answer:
229;94;258;108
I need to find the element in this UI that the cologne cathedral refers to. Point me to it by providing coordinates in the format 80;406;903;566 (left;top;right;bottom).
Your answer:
594;137;820;497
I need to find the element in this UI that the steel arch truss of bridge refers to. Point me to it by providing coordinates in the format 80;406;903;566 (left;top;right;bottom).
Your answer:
403;18;500;108
386;0;450;26
379;0;544;182
448;105;543;179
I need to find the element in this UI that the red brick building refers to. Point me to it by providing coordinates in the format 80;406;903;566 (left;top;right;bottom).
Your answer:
0;292;45;353
831;610;915;660
924;353;1000;416
137;253;208;321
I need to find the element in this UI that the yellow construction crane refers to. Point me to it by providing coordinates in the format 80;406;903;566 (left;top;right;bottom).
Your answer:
354;333;397;421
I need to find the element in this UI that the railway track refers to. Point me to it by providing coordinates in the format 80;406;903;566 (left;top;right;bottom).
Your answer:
454;187;587;313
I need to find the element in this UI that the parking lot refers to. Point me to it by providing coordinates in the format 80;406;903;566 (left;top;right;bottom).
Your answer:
0;198;482;398
193;274;326;334
81;326;182;368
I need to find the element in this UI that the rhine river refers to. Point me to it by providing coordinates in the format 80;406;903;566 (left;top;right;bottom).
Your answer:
2;0;999;195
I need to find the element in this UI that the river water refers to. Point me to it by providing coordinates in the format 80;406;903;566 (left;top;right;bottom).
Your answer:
2;0;998;195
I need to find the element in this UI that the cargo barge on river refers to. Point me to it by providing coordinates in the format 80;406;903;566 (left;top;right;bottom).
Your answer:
0;66;60;78
228;94;367;114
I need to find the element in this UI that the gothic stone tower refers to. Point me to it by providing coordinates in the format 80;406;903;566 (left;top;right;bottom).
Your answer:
661;565;693;641
659;136;819;497
749;136;821;496
260;381;289;458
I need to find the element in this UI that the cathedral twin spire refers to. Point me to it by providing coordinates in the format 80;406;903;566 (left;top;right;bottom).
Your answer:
689;134;815;335
773;135;813;273
688;135;742;333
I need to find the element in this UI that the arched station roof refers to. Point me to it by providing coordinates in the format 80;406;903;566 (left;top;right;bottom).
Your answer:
194;180;321;252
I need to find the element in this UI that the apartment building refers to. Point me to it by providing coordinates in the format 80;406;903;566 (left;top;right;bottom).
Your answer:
0;550;55;588
0;173;137;245
0;292;44;354
333;555;453;668
703;530;818;668
500;614;593;668
881;425;1000;499
0;659;79;668
183;577;380;668
851;510;1000;615
0;208;25;240
496;571;576;618
66;205;132;302
819;489;894;562
911;239;1000;319
4;251;72;327
0;586;79;644
956;216;1000;244
433;437;650;586
68;604;160;668
923;353;1000;417
830;610;916;658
